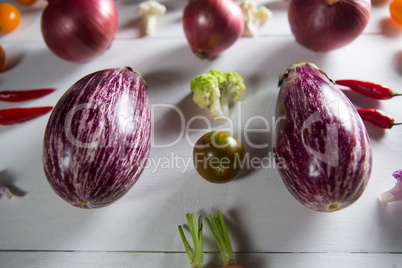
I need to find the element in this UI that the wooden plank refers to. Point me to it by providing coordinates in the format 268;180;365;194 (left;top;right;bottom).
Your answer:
0;252;401;268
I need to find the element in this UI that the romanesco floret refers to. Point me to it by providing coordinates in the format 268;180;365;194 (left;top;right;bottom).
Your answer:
191;70;246;119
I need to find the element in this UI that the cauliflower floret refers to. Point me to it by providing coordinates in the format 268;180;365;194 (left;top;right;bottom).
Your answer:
240;0;273;37
137;1;167;35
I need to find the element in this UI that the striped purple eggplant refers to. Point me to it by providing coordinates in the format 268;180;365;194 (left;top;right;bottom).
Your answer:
43;67;151;209
274;62;372;212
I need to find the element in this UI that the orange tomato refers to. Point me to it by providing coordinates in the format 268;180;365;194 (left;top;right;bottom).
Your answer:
390;0;402;25
0;3;20;33
0;45;5;71
15;0;39;6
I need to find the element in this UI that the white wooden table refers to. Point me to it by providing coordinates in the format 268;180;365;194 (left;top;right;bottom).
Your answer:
1;0;402;267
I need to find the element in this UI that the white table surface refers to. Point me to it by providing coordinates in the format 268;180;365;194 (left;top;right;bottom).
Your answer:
1;0;402;267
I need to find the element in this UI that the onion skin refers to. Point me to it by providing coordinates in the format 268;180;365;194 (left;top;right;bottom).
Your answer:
288;0;371;52
274;62;372;212
0;45;5;71
183;0;244;59
43;67;151;209
41;0;118;62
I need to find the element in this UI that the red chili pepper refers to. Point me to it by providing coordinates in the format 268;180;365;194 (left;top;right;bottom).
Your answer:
0;107;53;125
0;88;56;102
357;108;402;129
336;79;401;100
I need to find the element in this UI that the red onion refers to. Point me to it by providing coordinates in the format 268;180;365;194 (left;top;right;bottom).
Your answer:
182;0;244;59
288;0;371;52
41;0;118;62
